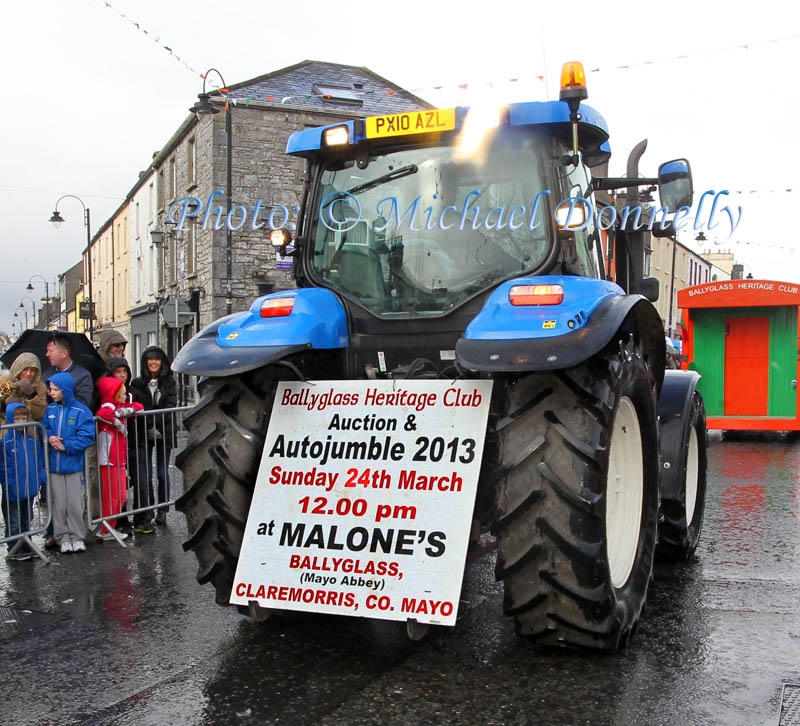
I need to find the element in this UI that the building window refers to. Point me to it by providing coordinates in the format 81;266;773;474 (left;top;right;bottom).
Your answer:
186;225;195;276
187;138;196;187
148;182;154;219
158;170;165;210
169;157;177;201
312;84;364;106
158;243;166;290
644;248;651;277
169;234;177;284
147;331;156;347
135;202;140;238
133;334;141;376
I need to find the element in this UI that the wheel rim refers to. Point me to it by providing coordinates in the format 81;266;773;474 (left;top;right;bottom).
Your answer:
605;396;644;589
685;425;699;524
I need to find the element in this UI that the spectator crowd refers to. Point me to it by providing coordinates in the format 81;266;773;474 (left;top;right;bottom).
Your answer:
0;331;178;561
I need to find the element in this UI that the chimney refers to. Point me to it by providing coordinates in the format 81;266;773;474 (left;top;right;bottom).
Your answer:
732;263;744;280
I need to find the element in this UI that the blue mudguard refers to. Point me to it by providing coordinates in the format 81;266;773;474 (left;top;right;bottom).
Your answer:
455;275;665;384
172;288;348;377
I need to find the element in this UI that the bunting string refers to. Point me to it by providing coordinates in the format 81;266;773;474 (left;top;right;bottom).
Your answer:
702;241;799;252
96;0;205;79
92;1;800;104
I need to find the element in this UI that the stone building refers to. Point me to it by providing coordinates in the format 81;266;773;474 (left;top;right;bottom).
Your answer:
131;59;430;363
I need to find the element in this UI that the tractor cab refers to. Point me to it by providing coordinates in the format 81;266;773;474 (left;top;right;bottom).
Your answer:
288;102;610;318
282;93;613;376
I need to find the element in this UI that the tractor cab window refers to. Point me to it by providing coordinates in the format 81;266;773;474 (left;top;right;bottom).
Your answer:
555;145;600;279
309;128;555;318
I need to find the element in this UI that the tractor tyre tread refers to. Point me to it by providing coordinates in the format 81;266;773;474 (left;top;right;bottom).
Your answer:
491;333;660;650
175;366;292;607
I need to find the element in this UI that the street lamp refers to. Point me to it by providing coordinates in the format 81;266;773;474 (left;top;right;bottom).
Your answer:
14;309;28;330
25;276;50;330
49;195;94;339
190;68;233;315
18;296;36;329
19;296;36;320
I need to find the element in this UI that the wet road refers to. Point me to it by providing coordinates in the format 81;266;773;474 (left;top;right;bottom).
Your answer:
2;432;799;726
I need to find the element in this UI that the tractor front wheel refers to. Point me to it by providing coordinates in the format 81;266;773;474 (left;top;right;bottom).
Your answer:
175;365;292;606
492;333;660;649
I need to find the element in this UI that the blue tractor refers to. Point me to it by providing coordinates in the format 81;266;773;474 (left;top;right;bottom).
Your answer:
173;62;707;650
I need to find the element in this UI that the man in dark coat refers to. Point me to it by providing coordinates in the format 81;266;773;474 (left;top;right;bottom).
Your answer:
41;335;93;408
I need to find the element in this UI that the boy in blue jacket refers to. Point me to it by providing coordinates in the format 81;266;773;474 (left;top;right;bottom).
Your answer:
1;403;46;561
43;372;95;554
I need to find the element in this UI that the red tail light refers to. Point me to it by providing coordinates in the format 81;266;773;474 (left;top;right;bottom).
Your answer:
509;284;564;306
260;297;295;317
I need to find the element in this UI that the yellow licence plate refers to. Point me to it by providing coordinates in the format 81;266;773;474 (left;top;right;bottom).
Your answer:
365;108;456;139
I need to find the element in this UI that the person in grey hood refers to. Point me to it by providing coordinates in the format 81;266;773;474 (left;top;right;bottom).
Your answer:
129;346;177;527
97;329;128;364
0;352;47;421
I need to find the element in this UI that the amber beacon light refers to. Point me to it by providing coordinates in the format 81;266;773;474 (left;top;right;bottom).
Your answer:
559;61;587;99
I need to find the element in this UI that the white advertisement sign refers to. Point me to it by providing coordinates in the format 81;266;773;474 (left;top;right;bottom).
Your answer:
230;379;493;625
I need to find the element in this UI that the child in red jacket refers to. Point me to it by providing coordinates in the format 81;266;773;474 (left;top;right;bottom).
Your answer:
95;377;143;539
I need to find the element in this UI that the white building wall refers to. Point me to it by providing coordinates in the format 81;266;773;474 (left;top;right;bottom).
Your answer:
129;172;159;311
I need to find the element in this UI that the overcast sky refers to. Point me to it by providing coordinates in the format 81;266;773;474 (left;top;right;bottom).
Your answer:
1;0;799;339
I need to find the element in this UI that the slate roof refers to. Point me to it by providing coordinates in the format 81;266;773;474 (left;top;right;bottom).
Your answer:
223;60;432;114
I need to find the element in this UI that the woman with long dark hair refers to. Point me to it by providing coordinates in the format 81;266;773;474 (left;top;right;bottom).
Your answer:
129;346;177;527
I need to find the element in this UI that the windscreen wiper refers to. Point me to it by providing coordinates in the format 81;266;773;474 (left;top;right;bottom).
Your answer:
320;165;420;211
346;164;418;196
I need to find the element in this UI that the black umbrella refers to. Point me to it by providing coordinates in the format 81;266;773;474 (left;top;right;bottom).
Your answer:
1;330;105;379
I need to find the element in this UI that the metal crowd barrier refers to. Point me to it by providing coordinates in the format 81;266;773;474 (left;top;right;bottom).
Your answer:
0;420;51;563
87;406;191;548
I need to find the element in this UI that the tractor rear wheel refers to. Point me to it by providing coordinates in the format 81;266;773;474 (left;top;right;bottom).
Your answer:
492;333;660;649
657;391;708;560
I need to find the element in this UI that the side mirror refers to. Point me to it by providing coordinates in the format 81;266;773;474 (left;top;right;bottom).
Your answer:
634;276;659;302
658;158;693;210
